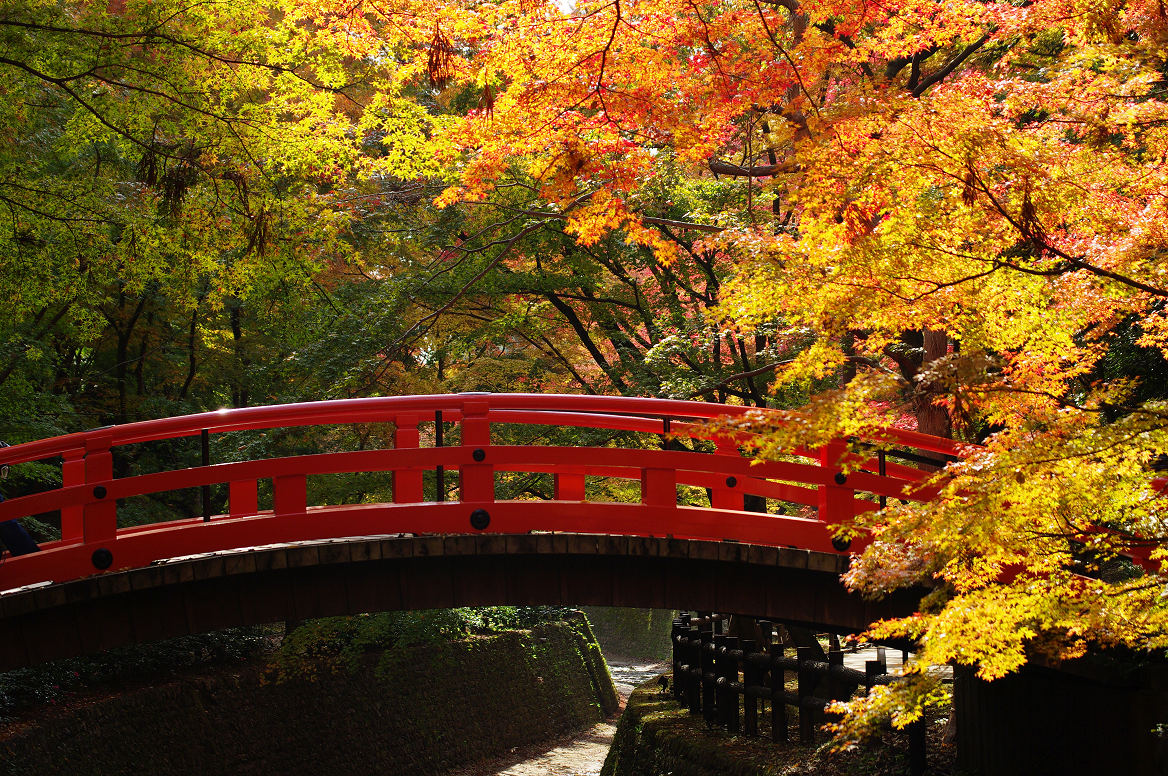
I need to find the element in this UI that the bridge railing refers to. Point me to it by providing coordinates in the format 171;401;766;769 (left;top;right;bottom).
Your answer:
0;394;964;589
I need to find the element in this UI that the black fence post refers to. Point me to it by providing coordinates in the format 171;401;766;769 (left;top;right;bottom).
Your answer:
687;627;702;714
797;645;815;744
711;634;726;725
723;636;741;733
827;645;844;702
906;651;926;776
715;635;729;727
865;659;882;694
770;643;787;743
758;619;772;649
742;639;759;736
909;717;927;776
701;631;717;723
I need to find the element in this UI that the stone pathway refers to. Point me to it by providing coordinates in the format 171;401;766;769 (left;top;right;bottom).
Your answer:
442;661;667;776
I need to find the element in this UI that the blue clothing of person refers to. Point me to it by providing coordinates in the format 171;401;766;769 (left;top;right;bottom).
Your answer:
0;490;39;556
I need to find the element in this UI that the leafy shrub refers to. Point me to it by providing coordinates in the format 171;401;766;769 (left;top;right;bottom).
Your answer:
265;607;577;683
0;626;272;720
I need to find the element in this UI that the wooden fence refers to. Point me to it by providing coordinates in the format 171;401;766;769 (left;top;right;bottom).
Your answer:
669;612;927;775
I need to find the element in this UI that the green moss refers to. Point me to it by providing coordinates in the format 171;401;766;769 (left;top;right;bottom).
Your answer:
583;607;675;661
603;677;955;776
602;676;824;776
1;619;616;776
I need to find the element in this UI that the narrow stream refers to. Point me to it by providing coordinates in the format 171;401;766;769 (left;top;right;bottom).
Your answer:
443;661;668;776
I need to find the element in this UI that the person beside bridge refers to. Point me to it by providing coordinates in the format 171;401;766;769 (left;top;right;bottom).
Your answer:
0;441;39;557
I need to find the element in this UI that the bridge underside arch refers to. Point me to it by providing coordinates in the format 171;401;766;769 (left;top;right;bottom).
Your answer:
0;534;921;671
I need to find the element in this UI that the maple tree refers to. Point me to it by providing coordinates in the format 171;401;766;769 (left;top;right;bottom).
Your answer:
7;0;1168;744
392;0;1168;738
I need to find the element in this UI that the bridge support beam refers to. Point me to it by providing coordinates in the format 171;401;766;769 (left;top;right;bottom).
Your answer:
0;535;922;672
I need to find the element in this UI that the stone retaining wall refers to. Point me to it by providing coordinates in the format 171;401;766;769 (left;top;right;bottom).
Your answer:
1;618;616;776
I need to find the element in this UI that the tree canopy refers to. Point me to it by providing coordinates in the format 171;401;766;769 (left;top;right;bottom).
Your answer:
4;0;1168;741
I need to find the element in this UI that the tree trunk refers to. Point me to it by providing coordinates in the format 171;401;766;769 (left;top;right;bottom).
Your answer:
914;328;951;438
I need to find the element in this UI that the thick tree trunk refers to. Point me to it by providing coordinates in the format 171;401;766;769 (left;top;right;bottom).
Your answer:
914;328;951;438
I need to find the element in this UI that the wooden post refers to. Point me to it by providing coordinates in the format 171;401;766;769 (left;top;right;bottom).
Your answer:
60;447;85;542
459;400;493;504
554;468;586;501
200;429;212;522
909;718;927;776
273;474;306;516
641;467;675;536
797;645;815;744
724;636;740;732
83;432;116;545
393;414;423;503
770;643;787;743
229;479;259;517
758;619;773;649
818;440;854;528
828;645;844;702
701;632;717;723
687;627;702;715
710;438;745;510
742;639;759;736
714;634;729;726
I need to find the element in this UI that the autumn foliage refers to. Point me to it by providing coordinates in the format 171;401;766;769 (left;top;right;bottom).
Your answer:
5;0;1168;742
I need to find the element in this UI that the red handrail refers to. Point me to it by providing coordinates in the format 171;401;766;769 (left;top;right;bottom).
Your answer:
0;393;961;591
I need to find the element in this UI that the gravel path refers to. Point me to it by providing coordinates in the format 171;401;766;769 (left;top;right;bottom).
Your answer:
442;661;668;776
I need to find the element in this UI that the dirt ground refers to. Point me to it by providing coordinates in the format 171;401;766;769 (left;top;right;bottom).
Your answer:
440;661;667;776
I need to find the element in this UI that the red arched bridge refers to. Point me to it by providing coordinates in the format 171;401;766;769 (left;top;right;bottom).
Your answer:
0;394;960;669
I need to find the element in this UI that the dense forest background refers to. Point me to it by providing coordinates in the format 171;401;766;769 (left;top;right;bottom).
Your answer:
5;0;1168;738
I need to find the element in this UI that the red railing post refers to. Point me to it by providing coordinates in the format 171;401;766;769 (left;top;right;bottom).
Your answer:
83;433;116;544
393;414;424;503
229;480;259;517
273;474;307;516
642;467;676;536
710;438;745;511
61;447;85;542
818;440;854;525
459;400;493;503
642;469;676;507
554;468;586;501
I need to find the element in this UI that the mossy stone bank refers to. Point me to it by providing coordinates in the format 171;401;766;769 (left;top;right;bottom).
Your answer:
1;618;616;776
